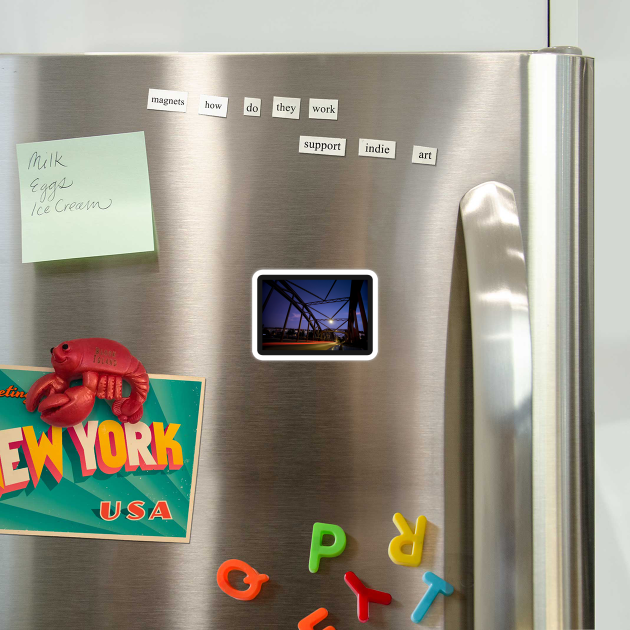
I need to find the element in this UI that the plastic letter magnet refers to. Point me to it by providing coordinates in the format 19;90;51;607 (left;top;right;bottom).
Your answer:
410;571;454;623
298;607;335;630
344;571;392;622
216;559;269;601
309;522;347;573
388;512;427;567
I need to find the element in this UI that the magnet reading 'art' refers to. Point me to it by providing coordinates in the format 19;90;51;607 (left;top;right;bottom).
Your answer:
25;338;149;427
309;522;347;573
216;559;269;601
388;512;427;567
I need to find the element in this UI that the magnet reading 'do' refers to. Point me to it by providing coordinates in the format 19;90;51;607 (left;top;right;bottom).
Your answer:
26;338;149;427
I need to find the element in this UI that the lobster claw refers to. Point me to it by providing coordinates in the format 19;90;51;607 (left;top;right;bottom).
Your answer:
25;373;67;413
37;386;96;428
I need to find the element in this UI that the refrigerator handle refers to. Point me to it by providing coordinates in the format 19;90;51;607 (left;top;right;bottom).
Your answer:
459;182;533;629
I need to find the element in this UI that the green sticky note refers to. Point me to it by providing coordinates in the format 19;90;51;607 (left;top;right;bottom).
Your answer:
16;132;155;263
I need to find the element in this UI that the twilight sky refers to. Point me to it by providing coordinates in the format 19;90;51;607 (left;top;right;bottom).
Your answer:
262;278;369;332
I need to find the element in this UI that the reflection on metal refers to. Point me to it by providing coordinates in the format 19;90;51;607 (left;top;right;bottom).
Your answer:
460;181;533;630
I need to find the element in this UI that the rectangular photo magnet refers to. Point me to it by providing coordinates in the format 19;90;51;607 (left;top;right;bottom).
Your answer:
252;270;378;361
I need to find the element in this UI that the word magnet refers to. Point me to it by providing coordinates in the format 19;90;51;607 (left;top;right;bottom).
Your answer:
216;559;269;601
309;522;346;573
198;95;228;118
388;512;427;566
344;571;392;622
308;98;338;120
272;96;300;119
299;136;346;157
358;138;396;159
147;88;187;112
411;145;438;165
244;97;262;117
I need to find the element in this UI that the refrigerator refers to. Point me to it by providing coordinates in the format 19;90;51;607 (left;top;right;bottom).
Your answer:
0;50;593;629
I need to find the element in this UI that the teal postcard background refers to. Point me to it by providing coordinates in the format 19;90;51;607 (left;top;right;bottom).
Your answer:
0;367;204;542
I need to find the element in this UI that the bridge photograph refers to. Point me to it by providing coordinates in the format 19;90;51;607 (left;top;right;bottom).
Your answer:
260;277;370;354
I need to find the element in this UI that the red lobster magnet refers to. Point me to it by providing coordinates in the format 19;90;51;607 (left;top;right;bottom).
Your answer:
26;338;149;428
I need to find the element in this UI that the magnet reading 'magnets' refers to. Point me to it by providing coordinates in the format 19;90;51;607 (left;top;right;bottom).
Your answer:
25;338;149;428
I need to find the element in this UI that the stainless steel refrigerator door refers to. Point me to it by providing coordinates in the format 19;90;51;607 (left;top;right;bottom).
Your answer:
0;52;593;629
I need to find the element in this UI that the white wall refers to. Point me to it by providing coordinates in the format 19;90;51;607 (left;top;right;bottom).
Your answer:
0;0;547;53
576;1;629;627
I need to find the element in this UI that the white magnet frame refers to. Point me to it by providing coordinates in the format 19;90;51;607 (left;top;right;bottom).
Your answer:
252;269;378;361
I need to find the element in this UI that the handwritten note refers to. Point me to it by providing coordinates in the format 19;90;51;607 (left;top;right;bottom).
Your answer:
16;132;154;263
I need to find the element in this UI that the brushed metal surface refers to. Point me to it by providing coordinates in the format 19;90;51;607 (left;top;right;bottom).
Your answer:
0;52;593;629
527;52;595;629
460;182;533;630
